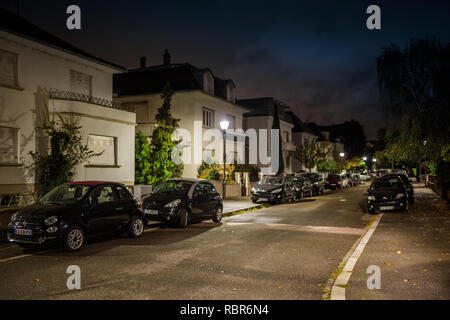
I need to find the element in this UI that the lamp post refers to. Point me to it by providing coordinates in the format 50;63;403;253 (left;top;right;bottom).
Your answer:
372;158;377;170
220;120;229;199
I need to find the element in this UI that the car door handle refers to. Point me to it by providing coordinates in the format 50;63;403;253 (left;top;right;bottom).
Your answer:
115;207;124;211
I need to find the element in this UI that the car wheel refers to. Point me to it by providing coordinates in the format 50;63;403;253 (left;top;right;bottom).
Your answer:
178;209;189;228
251;199;258;203
129;215;145;238
212;206;223;223
64;225;85;252
298;191;303;199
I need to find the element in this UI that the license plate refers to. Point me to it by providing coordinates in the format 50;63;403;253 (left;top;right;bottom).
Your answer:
14;228;32;236
380;206;394;210
144;209;158;215
259;198;268;202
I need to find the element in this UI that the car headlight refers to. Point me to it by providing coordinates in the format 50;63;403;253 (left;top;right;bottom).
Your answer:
251;187;256;193
45;216;58;226
271;188;282;194
368;196;376;201
11;212;20;222
396;193;405;199
295;187;300;191
165;199;181;208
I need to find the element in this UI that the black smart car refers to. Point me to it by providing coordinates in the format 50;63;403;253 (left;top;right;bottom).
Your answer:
142;179;223;228
367;177;410;214
251;175;296;204
7;181;145;251
292;176;313;199
379;173;414;204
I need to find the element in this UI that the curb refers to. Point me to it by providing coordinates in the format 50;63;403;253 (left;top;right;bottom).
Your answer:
223;204;270;218
321;214;382;300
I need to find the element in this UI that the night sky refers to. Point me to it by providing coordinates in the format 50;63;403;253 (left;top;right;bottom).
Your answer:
2;0;449;139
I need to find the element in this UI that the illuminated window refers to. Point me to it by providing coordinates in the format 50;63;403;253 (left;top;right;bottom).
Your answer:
87;135;117;166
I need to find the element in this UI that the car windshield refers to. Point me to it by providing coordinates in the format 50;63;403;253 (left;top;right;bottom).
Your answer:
39;184;91;205
154;181;193;194
371;179;402;190
260;177;283;185
328;174;341;180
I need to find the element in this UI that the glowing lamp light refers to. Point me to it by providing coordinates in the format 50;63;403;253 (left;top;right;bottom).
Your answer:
220;120;229;131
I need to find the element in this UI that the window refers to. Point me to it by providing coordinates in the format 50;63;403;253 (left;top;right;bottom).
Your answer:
116;185;132;199
0;49;19;88
226;114;235;130
284;131;290;143
203;72;214;95
226;83;235;102
90;186;116;204
87;135;117;166
0;126;20;165
70;70;92;96
203;108;214;128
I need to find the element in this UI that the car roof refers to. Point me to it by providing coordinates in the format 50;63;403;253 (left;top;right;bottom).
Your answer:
67;181;122;187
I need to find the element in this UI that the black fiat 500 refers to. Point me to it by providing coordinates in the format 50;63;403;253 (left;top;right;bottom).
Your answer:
367;177;409;214
251;175;296;204
142;179;223;228
7;181;145;252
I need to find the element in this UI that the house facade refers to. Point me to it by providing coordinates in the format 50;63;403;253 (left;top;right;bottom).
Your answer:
0;9;136;196
114;52;248;179
237;98;295;174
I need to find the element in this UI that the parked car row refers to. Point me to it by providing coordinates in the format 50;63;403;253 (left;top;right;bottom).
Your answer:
250;173;327;204
7;179;224;252
366;173;414;214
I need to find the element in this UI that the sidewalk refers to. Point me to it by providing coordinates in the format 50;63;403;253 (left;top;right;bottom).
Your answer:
346;184;450;300
222;196;261;215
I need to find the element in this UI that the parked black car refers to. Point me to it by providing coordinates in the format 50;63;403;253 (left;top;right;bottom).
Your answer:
142;179;223;228
293;176;313;199
7;181;145;252
251;175;296;204
367;177;410;214
378;173;414;204
301;173;326;195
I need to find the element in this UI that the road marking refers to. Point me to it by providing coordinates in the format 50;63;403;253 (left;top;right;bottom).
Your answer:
330;213;383;300
226;222;365;236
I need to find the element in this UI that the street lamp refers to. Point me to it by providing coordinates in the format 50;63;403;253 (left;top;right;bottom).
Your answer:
220;120;229;199
363;156;367;161
339;152;345;158
372;158;377;170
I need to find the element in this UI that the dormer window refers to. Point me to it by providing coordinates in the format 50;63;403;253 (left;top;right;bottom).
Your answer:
226;82;235;103
203;72;214;95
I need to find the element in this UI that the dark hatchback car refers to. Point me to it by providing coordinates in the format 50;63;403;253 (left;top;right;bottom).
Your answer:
301;173;326;195
367;177;410;214
251;175;296;204
7;181;145;252
379;173;414;204
292;176;313;199
142;179;223;228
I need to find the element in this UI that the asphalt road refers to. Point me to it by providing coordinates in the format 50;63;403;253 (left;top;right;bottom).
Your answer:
0;185;369;300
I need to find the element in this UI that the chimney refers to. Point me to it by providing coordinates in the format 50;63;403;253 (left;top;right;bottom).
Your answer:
140;56;146;68
163;49;171;65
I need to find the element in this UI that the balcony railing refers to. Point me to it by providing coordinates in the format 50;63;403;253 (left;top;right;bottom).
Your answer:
48;89;134;112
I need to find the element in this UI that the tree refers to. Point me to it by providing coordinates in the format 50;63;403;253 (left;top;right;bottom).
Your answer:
294;139;330;172
135;131;152;185
147;83;184;186
28;115;99;194
317;159;339;174
376;38;450;180
272;104;284;174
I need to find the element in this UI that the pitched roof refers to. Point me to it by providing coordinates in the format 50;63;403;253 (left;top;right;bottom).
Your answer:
237;97;293;123
0;8;124;71
114;62;235;101
284;111;316;135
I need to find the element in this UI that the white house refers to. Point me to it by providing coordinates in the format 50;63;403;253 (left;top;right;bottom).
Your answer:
114;51;248;179
237;97;295;174
0;9;136;197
